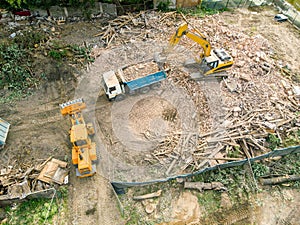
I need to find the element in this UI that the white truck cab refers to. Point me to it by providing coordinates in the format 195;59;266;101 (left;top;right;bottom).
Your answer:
103;71;123;100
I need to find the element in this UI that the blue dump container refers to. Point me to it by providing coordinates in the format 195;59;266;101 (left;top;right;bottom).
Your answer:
125;70;167;91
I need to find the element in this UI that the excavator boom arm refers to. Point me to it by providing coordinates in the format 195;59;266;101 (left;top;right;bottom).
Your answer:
169;23;211;58
184;32;211;58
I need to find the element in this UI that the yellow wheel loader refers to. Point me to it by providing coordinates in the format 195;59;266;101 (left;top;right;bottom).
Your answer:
60;98;97;178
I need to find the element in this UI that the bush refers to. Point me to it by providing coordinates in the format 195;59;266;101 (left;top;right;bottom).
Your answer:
0;44;38;92
157;0;171;11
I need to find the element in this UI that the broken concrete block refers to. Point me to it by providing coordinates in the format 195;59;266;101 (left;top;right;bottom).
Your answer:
233;106;242;117
292;86;300;98
225;78;239;92
8;180;31;199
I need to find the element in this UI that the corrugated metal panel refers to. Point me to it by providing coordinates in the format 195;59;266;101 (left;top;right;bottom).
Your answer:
125;70;167;91
0;118;10;146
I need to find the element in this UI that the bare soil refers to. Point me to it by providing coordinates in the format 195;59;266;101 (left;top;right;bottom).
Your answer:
1;5;300;225
128;96;179;139
123;184;300;225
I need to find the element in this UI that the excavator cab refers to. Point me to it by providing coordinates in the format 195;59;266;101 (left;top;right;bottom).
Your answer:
203;49;233;75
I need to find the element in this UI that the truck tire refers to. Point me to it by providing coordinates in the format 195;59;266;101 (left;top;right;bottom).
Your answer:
106;94;112;101
115;94;126;101
139;86;150;94
150;83;161;90
93;147;100;164
128;90;136;95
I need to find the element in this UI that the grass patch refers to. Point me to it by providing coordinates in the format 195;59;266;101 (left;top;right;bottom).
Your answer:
177;5;229;17
4;198;58;225
0;31;94;103
124;205;142;225
0;44;40;94
283;129;300;147
48;41;94;64
266;134;280;150
3;187;68;225
13;30;48;49
197;191;221;215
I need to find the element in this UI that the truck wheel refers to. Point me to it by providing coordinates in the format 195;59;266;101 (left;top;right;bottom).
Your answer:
128;90;136;95
150;83;161;90
115;94;126;101
93;147;100;164
139;86;150;94
86;123;95;136
106;94;112;101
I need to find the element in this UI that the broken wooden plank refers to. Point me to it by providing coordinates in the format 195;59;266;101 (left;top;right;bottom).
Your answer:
259;175;300;185
196;144;225;170
165;158;177;175
133;190;162;200
37;158;68;185
184;181;227;192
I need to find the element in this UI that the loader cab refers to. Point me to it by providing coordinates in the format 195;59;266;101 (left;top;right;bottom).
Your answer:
70;123;91;148
77;148;92;174
103;71;123;100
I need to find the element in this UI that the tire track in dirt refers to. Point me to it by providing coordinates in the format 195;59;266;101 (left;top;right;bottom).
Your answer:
69;52;125;225
70;41;198;223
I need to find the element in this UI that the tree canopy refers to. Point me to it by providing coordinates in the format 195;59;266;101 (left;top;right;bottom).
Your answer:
1;0;96;9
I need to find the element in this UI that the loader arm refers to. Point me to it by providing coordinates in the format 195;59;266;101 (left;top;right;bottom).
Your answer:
169;23;211;59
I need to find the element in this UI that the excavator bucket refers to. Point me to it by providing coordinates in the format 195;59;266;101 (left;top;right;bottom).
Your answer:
59;98;86;116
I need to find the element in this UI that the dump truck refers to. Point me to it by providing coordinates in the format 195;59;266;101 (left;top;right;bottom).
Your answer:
0;118;10;149
103;60;167;101
59;98;97;178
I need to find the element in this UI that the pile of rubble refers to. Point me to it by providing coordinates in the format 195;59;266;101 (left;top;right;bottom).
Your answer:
122;60;160;80
3;8;298;174
0;157;68;204
91;10;300;173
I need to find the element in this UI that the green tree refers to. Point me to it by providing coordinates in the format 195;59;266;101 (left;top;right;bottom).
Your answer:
4;0;27;8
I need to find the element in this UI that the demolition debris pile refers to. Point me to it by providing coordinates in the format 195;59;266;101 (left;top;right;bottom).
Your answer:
93;10;300;174
1;8;299;178
0;157;68;204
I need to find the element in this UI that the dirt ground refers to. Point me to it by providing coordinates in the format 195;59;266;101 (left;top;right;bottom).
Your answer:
164;188;300;224
1;5;300;225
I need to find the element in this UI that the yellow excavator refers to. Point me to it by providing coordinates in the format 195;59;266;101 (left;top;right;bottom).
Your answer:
60;98;97;178
168;23;234;76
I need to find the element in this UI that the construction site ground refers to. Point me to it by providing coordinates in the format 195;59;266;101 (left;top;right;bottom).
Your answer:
1;5;300;225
